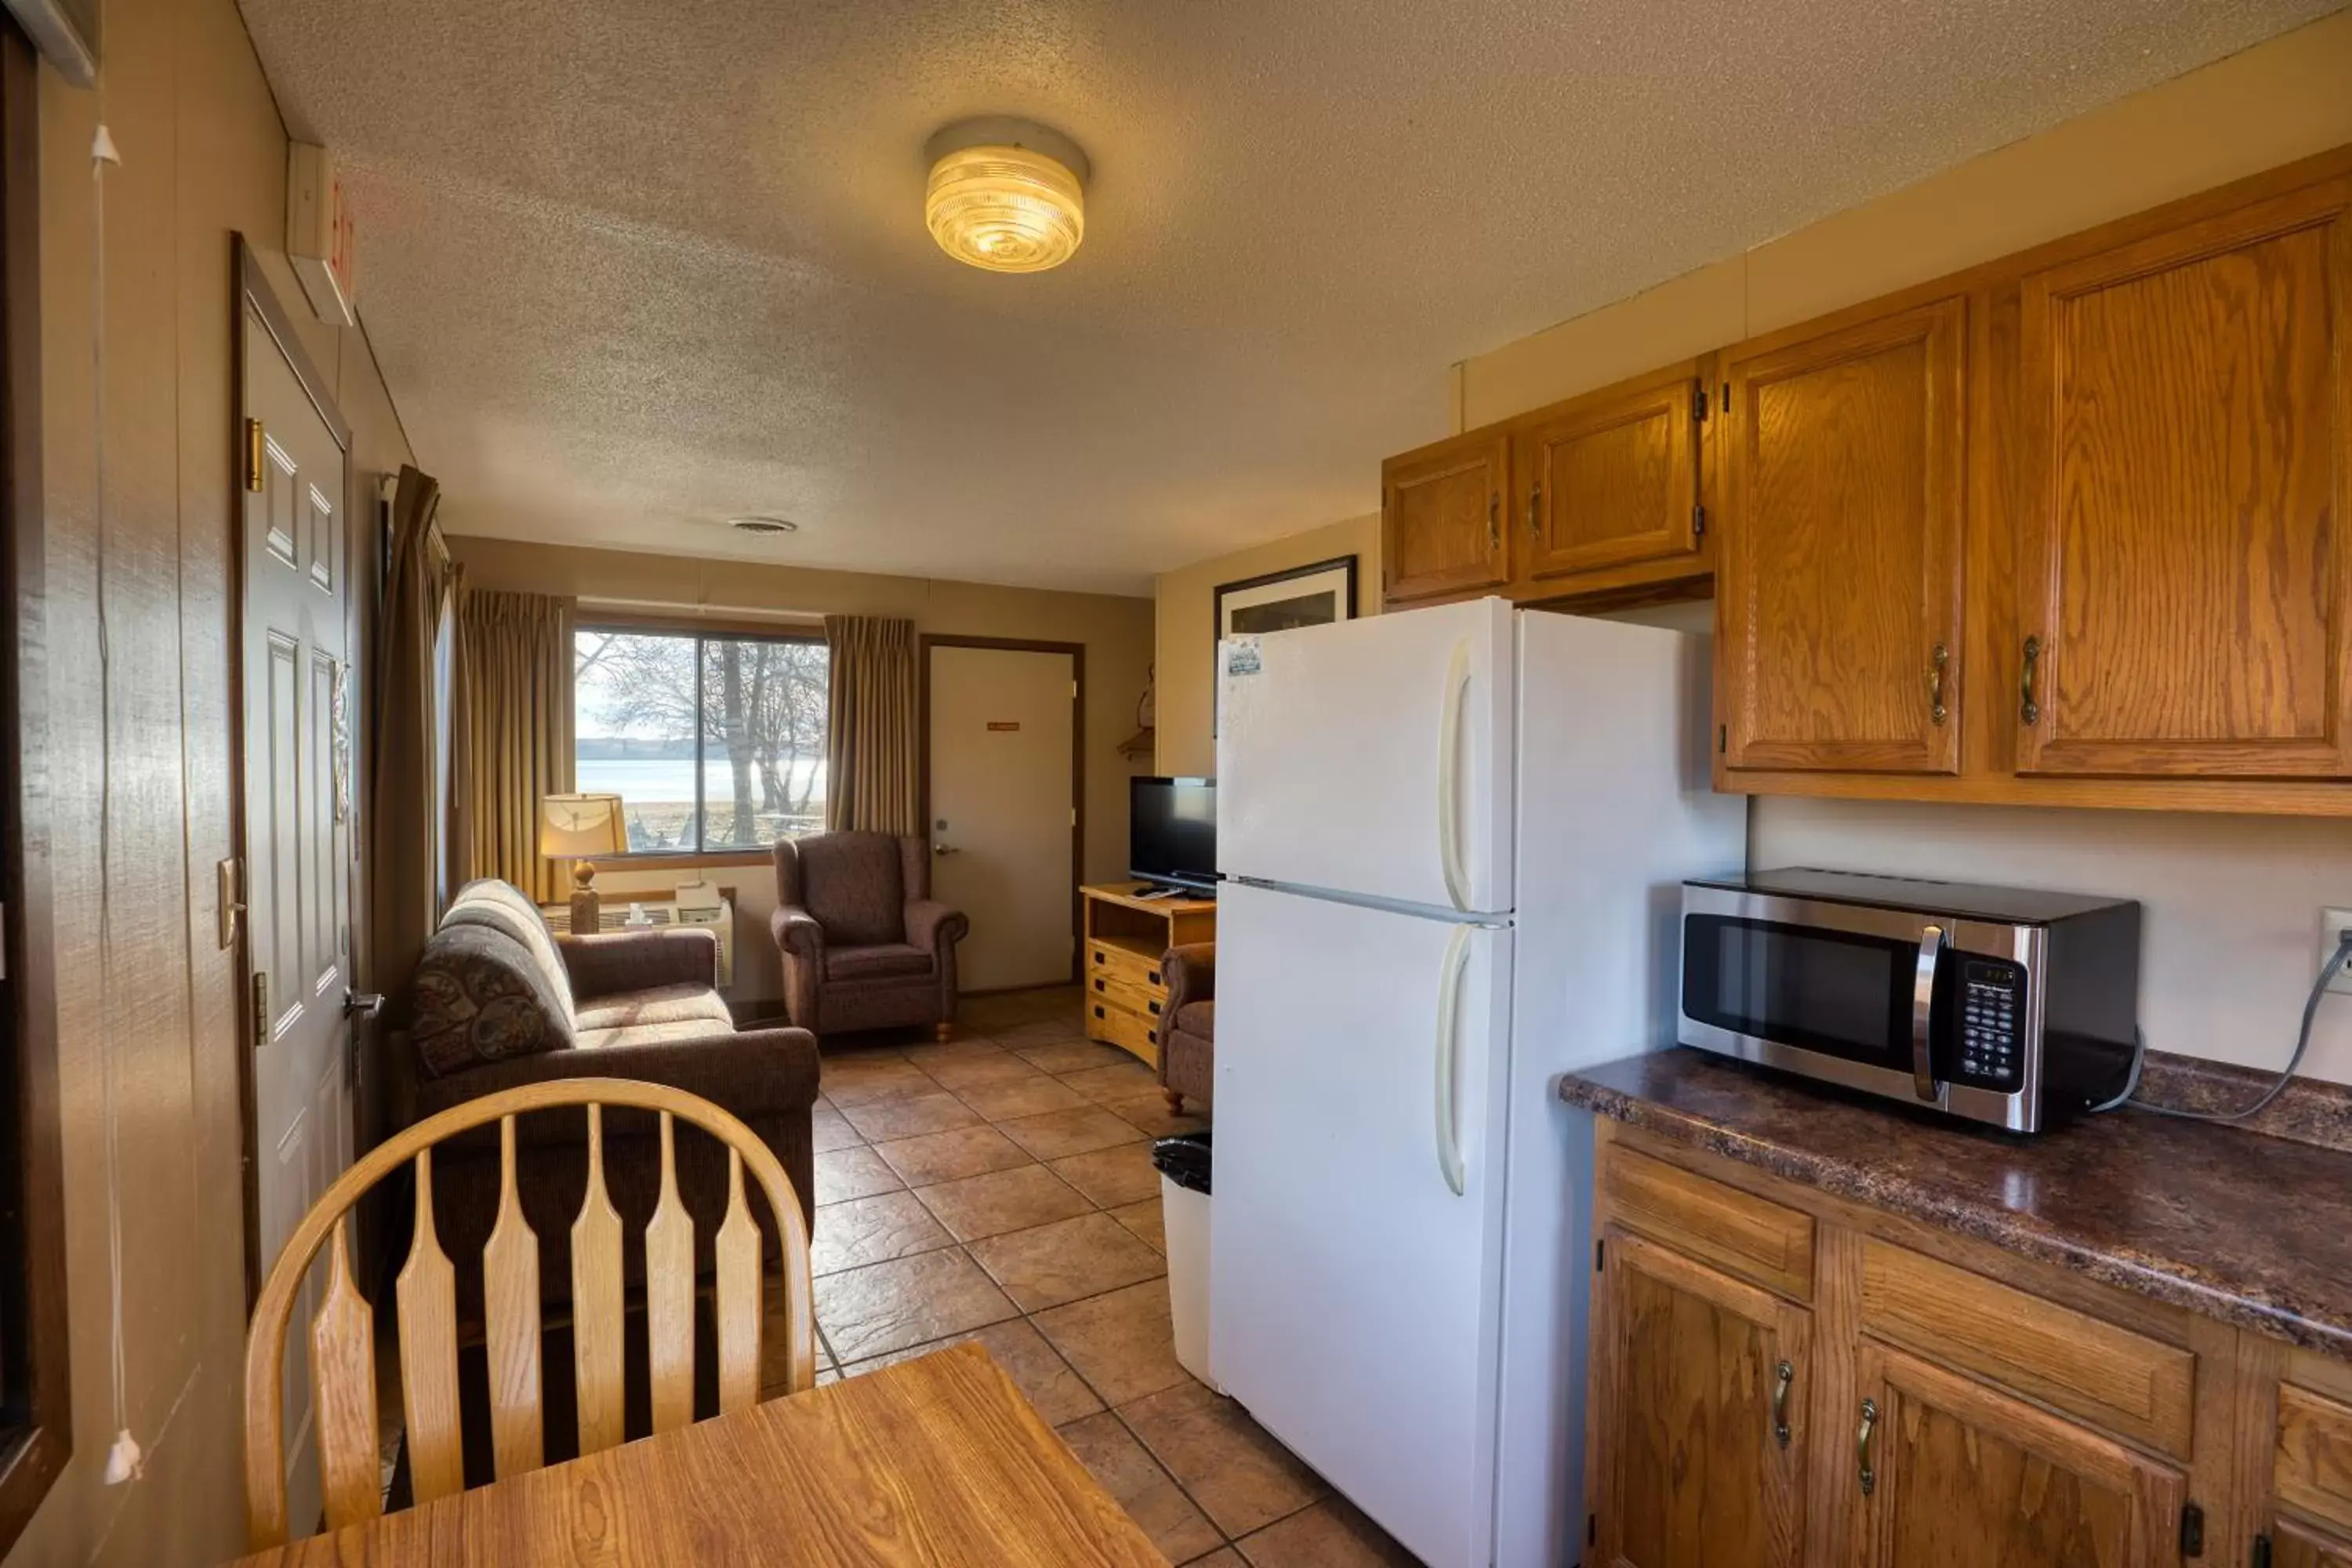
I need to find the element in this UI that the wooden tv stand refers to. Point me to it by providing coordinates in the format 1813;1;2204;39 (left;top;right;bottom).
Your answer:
1079;882;1217;1068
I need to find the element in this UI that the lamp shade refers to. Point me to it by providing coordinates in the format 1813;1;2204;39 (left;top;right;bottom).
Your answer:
540;793;627;859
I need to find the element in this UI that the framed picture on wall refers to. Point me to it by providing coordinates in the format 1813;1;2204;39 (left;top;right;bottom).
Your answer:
1212;554;1358;736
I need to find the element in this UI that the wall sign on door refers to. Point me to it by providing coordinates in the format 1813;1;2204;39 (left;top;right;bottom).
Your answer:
988;720;1022;731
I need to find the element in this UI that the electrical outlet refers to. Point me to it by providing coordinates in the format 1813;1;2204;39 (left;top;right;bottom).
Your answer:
2323;908;2352;995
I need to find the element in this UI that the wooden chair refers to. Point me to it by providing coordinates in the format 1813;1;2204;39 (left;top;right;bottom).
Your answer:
241;1077;815;1550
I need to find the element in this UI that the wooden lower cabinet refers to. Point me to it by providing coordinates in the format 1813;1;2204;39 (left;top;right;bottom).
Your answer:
1853;1341;2185;1567
2271;1519;2352;1567
1582;1124;2346;1568
2260;1365;2352;1567
1589;1227;1809;1567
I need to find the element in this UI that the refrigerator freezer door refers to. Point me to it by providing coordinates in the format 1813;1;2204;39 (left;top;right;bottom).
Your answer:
1218;597;1515;915
1210;880;1510;1568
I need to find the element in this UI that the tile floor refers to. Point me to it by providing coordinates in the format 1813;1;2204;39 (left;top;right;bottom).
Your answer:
771;984;1421;1567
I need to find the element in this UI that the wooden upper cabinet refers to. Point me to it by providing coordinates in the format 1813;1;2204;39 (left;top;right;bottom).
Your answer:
1590;1226;1809;1568
1382;430;1510;604
1719;298;1968;774
1514;367;1704;589
2015;178;2352;779
1853;1342;2186;1568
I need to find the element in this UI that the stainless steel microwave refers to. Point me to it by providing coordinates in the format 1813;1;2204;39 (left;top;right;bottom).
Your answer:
1678;869;2140;1133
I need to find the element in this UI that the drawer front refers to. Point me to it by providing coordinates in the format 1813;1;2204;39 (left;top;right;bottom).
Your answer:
2280;1384;2352;1538
1088;999;1160;1065
1599;1145;1815;1301
1858;1240;2195;1458
1087;942;1164;992
1089;970;1166;1022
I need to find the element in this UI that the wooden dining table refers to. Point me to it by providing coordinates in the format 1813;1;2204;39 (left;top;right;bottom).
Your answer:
226;1344;1167;1566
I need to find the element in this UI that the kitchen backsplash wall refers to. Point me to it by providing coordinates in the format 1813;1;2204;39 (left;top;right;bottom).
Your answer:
1751;797;2352;1087
1584;598;2352;1089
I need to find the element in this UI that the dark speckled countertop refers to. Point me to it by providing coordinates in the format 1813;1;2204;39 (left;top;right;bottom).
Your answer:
1560;1047;2352;1361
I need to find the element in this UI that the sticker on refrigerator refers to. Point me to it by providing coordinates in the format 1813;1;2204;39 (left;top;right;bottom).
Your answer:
1225;639;1262;677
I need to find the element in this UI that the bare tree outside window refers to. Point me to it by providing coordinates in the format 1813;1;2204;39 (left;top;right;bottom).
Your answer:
575;628;829;851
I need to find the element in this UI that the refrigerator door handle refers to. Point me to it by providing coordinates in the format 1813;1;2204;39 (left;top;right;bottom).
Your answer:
1433;922;1471;1196
1436;640;1472;913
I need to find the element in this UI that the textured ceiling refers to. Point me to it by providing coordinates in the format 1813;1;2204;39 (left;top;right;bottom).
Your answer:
241;0;2340;596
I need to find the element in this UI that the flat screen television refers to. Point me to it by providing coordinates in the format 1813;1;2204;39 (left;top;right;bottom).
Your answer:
1130;776;1217;893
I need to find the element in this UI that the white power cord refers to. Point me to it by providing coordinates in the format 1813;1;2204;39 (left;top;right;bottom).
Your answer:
87;108;141;1489
2092;930;2352;1121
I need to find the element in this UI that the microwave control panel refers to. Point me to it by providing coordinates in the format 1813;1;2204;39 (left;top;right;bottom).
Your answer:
1954;959;2026;1091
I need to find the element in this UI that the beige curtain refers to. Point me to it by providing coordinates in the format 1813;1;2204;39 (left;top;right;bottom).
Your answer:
368;466;459;997
453;587;575;901
824;615;920;835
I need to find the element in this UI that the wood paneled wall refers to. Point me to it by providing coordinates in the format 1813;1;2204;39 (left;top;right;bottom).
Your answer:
6;0;412;1558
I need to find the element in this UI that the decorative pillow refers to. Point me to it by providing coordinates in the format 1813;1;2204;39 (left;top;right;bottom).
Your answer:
444;879;576;1030
411;923;570;1080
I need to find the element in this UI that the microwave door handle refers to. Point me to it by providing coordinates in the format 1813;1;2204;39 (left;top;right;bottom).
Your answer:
1911;924;1945;1102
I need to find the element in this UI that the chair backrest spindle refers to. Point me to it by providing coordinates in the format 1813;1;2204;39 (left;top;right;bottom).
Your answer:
395;1147;463;1506
310;1219;382;1534
483;1112;544;1480
571;1103;626;1456
644;1112;695;1434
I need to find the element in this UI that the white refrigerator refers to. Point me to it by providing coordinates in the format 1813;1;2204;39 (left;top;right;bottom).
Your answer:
1210;596;1744;1568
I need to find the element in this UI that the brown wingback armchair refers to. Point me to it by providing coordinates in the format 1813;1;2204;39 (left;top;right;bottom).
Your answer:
771;832;969;1040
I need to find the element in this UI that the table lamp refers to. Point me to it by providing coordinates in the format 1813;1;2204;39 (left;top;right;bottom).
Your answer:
540;793;628;935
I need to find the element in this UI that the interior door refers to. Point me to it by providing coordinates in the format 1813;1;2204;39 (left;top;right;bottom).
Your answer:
1719;297;1967;775
2016;177;2352;779
1217;595;1514;915
1588;1227;1811;1568
241;299;357;1534
1210;879;1509;1568
1853;1341;2185;1568
925;642;1076;991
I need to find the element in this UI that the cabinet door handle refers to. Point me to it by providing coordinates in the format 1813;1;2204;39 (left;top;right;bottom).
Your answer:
1771;1359;1795;1449
2020;635;2042;725
1526;484;1541;540
1927;643;1948;727
1857;1397;1879;1497
1486;494;1500;550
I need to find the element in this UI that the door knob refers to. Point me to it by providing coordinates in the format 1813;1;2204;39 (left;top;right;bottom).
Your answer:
344;991;386;1019
933;844;960;856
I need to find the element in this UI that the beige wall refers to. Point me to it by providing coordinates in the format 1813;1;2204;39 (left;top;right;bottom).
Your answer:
1151;512;1381;778
450;536;1156;1003
1456;9;2352;428
1461;11;2352;1084
12;0;415;1561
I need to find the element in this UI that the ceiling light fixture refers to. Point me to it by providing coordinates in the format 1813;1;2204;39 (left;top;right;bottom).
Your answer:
728;516;798;535
924;118;1089;274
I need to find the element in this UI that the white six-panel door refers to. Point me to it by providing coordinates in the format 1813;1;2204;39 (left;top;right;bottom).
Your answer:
241;301;356;1536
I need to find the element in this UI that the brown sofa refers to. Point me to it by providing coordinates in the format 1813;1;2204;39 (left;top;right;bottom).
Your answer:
395;880;820;1311
771;832;968;1040
1161;942;1214;1112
